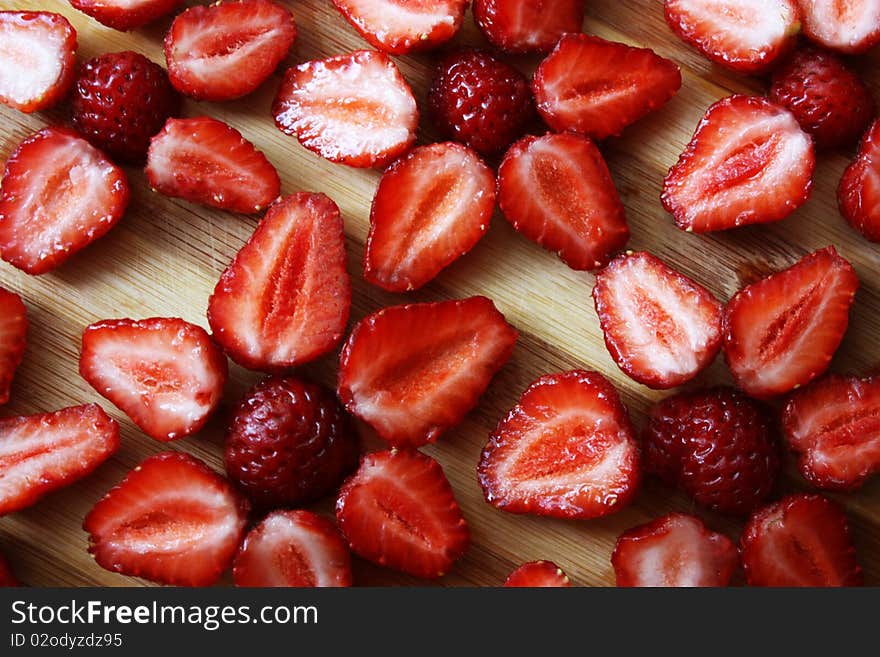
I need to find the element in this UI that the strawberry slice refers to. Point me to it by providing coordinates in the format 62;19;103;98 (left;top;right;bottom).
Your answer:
478;370;640;519
612;513;738;587
592;251;722;389
0;404;119;516
0;288;27;405
331;0;467;54
473;0;585;54
0;11;77;113
662;95;814;233
336;449;469;579
532;34;681;140
0;553;17;586
208;192;351;372
798;0;880;54
0;127;130;275
233;510;351;587
497;133;629;271
79;317;228;442
146;117;280;214
839;119;880;243
723;247;858;398
273;50;418;168
782;375;880;491
664;0;799;73
84;452;249;586
337;297;517;447
741;494;863;586
364;142;495;292
69;0;181;31
504;561;571;587
164;0;296;102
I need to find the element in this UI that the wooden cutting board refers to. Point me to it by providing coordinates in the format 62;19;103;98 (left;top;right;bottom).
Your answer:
1;0;879;587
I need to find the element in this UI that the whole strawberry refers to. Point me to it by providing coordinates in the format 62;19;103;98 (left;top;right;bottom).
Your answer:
71;51;180;163
643;387;780;515
427;49;533;156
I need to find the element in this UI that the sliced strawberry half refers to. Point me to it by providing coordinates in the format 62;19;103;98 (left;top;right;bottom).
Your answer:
208;192;351;372
497;133;629;271
723;246;858;398
337;296;518;447
164;0;296;102
79;317;228;442
532;34;681;140
0;127;130;275
336;449;469;579
146;117;280;214
0;288;27;405
741;493;862;586
69;0;181;31
0;553;17;586
473;0;585;54
783;375;880;491
839;119;880;243
662;95;814;233
504;561;571;587
478;370;640;519
233;510;352;587
798;0;880;54
364;142;495;292
331;0;467;54
84;452;249;586
0;404;119;516
0;11;77;113
612;513;739;587
273;50;418;168
592;251;722;389
664;0;799;73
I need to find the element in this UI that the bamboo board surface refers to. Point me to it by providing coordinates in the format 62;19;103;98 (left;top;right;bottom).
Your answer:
1;0;879;587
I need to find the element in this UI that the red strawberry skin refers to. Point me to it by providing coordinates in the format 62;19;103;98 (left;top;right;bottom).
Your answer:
839;119;880;242
533;34;681;140
69;0;181;32
336;449;469;579
165;0;297;102
233;510;352;587
0;11;77;113
146;116;281;214
504;561;571;587
497;132;629;271
478;370;641;519
0;553;17;586
83;452;249;587
473;0;585;54
741;494;863;586
0;127;130;276
0;404;119;516
797;0;880;54
338;296;518;447
0;288;27;405
364;142;495;292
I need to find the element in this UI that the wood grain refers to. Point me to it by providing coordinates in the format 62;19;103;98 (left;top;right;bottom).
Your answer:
1;0;879;587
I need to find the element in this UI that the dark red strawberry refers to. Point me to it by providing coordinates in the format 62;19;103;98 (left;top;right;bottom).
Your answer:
504;561;571;587
782;374;880;490
797;0;880;54
839;119;880;242
497;133;629;271
79;317;228;442
664;0;799;73
364;142;495;292
0;288;27;405
68;0;181;31
0;404;119;515
643;387;780;515
741;494;863;586
593;251;722;389
146;117;280;214
331;0;467;54
0;11;77;113
612;513;739;587
427;49;533;157
478;370;640;519
338;297;517;447
0;127;130;275
533;34;681;140
233;510;352;587
473;0;585;54
273;50;418;168
336;449;469;579
723;247;858;398
662;95;814;232
208;193;351;371
0;553;17;586
71;51;180;163
164;0;296;101
224;376;359;509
